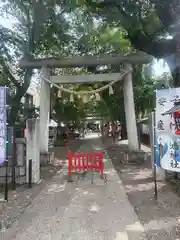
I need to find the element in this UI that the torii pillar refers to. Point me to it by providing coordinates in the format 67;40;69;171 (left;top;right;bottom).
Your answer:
39;68;51;153
123;63;139;150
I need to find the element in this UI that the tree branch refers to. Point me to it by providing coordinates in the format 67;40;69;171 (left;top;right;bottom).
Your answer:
0;58;21;87
128;29;176;58
86;0;176;59
151;0;174;31
8;68;32;124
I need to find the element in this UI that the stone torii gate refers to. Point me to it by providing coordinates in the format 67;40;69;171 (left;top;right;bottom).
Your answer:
19;53;152;183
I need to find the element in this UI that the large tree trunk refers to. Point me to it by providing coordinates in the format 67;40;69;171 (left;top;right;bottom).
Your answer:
8;87;28;125
165;55;180;87
8;69;32;125
171;67;180;87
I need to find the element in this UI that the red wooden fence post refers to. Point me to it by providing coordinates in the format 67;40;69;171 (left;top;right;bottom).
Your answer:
68;151;73;177
78;153;81;172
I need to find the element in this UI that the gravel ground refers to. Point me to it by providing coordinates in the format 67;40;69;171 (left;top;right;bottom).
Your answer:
105;139;180;240
1;136;146;240
0;139;82;231
2;136;180;239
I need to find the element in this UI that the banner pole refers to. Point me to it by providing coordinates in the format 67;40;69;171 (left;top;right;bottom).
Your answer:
11;127;16;190
153;110;158;200
4;159;8;202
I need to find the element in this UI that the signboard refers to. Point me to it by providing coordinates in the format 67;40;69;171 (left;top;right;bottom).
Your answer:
156;88;180;171
0;87;7;164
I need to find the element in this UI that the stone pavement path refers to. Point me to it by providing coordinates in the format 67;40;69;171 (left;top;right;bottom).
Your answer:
0;140;81;232
1;135;145;240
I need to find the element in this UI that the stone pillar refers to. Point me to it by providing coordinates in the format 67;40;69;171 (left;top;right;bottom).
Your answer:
123;63;139;151
39;68;50;153
26;119;40;183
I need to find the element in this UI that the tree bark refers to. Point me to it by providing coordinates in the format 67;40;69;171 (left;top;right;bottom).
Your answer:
128;30;180;85
164;55;180;87
170;66;180;87
8;87;26;125
8;69;32;125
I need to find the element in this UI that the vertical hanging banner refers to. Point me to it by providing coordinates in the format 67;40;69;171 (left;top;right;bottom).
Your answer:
156;88;180;171
0;87;7;165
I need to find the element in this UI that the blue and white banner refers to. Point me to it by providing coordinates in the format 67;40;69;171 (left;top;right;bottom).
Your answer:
156;88;180;171
0;87;7;165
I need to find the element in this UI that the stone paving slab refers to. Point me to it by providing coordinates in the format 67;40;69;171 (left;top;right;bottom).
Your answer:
1;136;145;240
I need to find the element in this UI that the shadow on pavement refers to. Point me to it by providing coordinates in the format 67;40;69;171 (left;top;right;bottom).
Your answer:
0;139;83;231
105;140;180;239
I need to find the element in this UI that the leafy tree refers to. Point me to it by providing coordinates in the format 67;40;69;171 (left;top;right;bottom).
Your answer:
84;0;180;85
0;0;72;124
0;0;165;132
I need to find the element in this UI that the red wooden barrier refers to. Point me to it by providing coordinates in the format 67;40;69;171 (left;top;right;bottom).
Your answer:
68;152;104;177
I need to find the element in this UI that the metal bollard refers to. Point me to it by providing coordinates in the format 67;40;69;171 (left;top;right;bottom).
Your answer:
4;160;8;202
12;127;16;190
28;159;32;188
